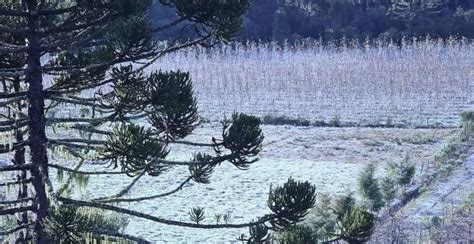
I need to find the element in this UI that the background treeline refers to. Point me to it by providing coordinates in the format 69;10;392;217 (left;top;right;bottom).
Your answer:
150;0;474;41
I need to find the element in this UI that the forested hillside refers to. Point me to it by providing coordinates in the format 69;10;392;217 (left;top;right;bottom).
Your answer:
151;0;474;41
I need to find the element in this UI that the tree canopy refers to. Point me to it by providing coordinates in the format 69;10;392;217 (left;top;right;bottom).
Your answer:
0;0;316;242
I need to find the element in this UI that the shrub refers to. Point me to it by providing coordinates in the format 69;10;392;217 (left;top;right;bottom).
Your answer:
380;177;398;204
277;225;317;244
388;155;416;190
357;164;384;212
336;206;375;243
460;111;474;141
44;205;129;243
329;115;342;127
261;115;311;126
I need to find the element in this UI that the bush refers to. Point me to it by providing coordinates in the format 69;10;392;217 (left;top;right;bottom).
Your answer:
261;115;311;126
44;205;129;243
460;111;474;140
336;206;375;243
387;155;415;190
357;164;384;212
277;225;317;244
329;115;342;127
380;177;398;204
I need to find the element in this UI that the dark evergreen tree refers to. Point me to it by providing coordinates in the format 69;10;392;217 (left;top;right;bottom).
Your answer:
357;164;384;212
335;206;375;243
0;1;316;242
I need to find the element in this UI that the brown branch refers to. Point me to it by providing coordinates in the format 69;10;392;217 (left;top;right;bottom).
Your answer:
58;196;275;229
0;223;34;236
0;91;28;99
0;178;32;187
48;163;126;175
46;36;212;95
40;11;113;35
57;158;85;195
152;18;185;33
0;164;33;172
0;95;27;107
0;7;29;17
0;140;29;154
37;6;78;16
0;70;24;77
69;124;111;135
92;169;147;202
47;113;146;124
48;95;112;110
0;119;29;132
87;230;150;244
49;140;97;150
97;176;193;203
0;42;28;54
0;197;34;205
0;205;35;215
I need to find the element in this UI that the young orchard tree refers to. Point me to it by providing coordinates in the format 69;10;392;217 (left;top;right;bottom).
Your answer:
0;0;316;242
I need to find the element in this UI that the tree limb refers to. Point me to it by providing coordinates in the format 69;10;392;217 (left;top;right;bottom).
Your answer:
0;223;34;236
58;196;275;229
0;164;32;172
48;163;126;175
0;178;32;187
0;206;35;215
91;169;147;202
0;197;34;205
97;176;192;203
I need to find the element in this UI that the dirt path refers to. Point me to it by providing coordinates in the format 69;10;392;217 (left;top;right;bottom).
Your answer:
402;154;474;222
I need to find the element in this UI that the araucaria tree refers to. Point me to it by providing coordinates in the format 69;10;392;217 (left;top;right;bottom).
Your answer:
0;0;316;242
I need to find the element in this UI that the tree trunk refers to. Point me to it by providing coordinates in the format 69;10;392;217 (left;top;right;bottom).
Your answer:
25;1;49;243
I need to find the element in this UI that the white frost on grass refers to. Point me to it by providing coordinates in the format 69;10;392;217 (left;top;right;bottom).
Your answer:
152;40;474;127
402;154;474;222
47;124;454;242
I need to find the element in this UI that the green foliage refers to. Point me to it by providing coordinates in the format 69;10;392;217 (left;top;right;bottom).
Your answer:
336;206;375;243
357;164;384;212
380;177;397;204
460;110;474;140
110;65;148;114
308;193;338;240
278;193;374;243
245;222;271;243
220;113;264;169
102;124;169;176
261;115;311;126
189;207;205;224
460;110;474;124
277;225;317;244
44;205;128;243
267;178;316;230
329;115;342;127
333;193;356;218
106;15;155;58
188;153;215;184
146;70;199;140
388;155;416;188
160;0;250;42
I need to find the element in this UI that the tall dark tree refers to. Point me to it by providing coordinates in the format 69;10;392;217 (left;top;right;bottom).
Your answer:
0;1;316;242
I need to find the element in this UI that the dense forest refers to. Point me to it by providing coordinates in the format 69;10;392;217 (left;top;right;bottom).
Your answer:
151;0;474;41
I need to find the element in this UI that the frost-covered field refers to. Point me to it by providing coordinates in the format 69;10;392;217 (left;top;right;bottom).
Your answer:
2;40;472;242
47;124;455;242
154;39;474;127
